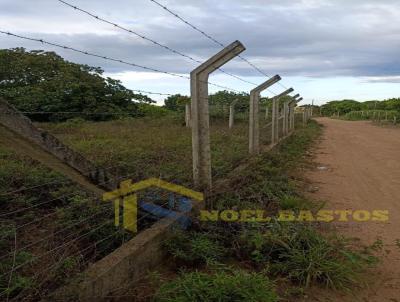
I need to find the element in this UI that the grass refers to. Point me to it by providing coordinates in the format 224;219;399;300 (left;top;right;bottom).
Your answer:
0;144;126;299
1;117;378;300
158;120;378;300
39;116;250;186
154;270;278;302
163;230;225;266
238;222;377;289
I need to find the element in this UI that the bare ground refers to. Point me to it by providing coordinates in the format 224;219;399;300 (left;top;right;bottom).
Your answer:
306;118;400;301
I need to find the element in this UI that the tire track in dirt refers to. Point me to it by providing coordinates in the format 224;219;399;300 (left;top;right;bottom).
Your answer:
306;118;400;302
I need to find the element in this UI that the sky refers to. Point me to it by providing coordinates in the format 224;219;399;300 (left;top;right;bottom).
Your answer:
1;0;399;105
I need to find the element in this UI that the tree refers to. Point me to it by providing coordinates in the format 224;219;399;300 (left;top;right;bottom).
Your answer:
0;48;154;121
321;100;362;116
163;94;190;111
208;90;250;112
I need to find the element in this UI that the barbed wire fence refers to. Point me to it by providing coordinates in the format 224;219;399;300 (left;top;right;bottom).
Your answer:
0;0;310;299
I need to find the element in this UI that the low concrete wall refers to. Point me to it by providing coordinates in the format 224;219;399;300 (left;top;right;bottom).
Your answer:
78;216;180;301
0;99;116;190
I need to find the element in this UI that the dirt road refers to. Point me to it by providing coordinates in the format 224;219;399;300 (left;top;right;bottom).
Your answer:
307;118;400;301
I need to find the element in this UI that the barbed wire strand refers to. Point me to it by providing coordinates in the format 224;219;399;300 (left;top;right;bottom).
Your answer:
147;0;289;92
0;176;186;260
0;196;175;279
0;162;123;197
56;0;259;87
0;30;241;93
0;201;113;262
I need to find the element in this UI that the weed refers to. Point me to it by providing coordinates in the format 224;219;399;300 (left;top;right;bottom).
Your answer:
238;222;377;290
154;269;277;302
0;251;34;298
164;230;224;266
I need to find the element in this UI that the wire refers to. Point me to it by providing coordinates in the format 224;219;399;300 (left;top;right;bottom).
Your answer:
0;218;116;279
0;201;112;262
147;0;289;93
0;195;176;279
132;89;173;96
0;30;241;93
0;162;121;197
56;0;259;87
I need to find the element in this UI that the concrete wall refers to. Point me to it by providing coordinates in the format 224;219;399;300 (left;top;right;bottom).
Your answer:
79;217;180;301
0;98;117;190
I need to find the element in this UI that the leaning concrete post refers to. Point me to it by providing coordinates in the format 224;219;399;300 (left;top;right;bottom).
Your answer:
265;106;269;120
191;40;245;196
229;99;238;129
249;75;281;154
271;88;293;145
185;103;191;127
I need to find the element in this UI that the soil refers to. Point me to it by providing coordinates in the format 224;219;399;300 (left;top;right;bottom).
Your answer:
306;118;400;302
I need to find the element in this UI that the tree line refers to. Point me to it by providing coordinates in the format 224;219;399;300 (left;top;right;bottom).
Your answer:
321;99;400;116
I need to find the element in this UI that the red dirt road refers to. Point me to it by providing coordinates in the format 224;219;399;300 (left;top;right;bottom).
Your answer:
307;118;400;301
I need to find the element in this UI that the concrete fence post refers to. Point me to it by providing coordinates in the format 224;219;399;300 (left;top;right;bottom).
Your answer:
292;97;302;130
191;40;245;198
286;94;299;135
229;99;238;129
311;100;314;116
271;88;293;145
265;106;269;120
249;75;281;154
272;98;279;144
185;103;191;127
289;103;294;130
282;101;288;136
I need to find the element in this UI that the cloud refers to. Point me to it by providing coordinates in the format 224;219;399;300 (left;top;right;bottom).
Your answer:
0;0;399;87
361;76;400;83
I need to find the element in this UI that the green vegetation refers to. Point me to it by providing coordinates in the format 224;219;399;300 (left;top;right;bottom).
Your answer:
0;144;125;299
240;222;376;289
0;48;154;121
341;110;399;123
154;270;277;302
164;230;224;265
163;94;190;112
39;117;249;185
157;121;378;300
321;99;400;116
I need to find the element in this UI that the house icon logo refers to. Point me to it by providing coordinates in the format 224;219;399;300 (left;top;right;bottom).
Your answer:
103;178;204;233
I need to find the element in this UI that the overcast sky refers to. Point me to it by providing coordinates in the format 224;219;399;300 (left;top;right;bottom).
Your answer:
1;0;399;105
